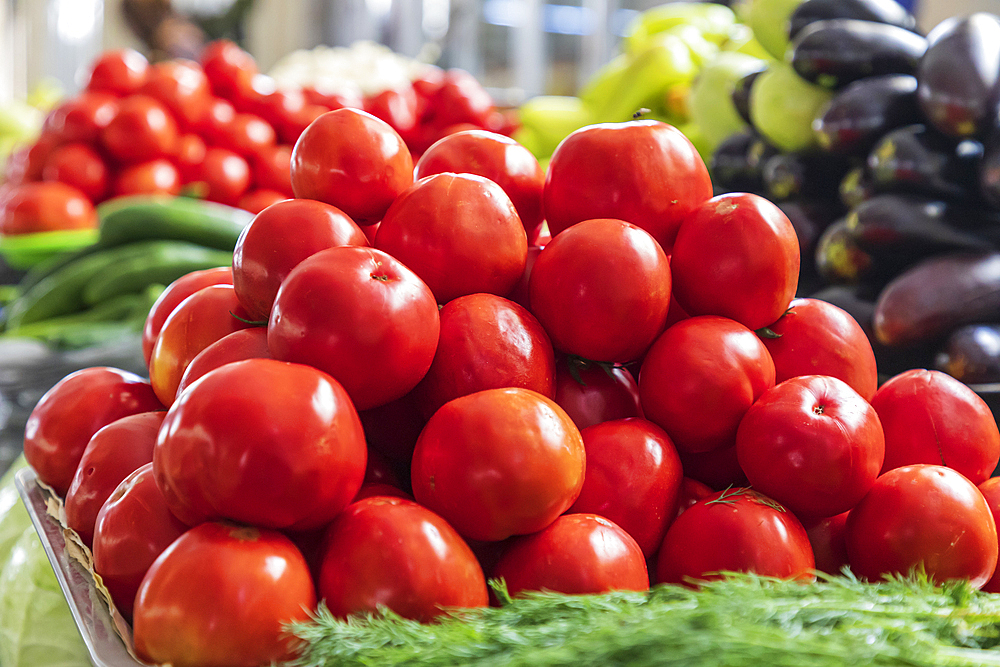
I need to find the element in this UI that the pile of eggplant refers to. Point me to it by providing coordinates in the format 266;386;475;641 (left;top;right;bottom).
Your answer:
712;1;1000;384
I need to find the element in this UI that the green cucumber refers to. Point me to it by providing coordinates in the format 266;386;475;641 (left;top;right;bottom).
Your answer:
97;195;254;251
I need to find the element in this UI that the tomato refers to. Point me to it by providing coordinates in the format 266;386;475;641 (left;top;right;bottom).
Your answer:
290;108;413;225
232;198;368;320
426;68;494;129
670;193;800;331
413;293;555;418
64;411;166;547
139;59;212;130
254;88;307;141
191;147;251;206
639;315;776;454
543;120;712;252
759;297;878;401
200;39;259;102
175;327;270;397
238;189;286;214
174;132;207;182
414;130;545;239
41;142;108;202
846;464;998;588
552;356;642;430
250;143;293;197
804;511;850;576
303;85;364;111
23;367;164;496
871;369;1000;485
529;218;671;363
42;91;118;144
677;477;714;515
656;487;815;585
317;496;487;621
133;522;316;667
411;387;585;541
374;172;527;303
0;181;97;235
977;477;1000;592
148;284;255;406
141;266;233;365
268;246;440;410
100;94;179;164
3;133;59;185
568;418;683;557
364;87;419;141
92;463;188;619
86;48;149;96
195;96;237;145
495;514;649;597
112;158;181;197
736;375;885;518
216;112;277;158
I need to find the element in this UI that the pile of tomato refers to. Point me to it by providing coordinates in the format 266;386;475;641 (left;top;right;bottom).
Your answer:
20;105;1000;667
0;41;510;236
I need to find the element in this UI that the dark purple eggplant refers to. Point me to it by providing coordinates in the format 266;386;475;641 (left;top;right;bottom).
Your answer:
839;166;876;209
788;0;918;40
779;198;843;295
815;218;881;286
867;124;985;202
980;128;1000;209
790;19;927;89
731;68;766;126
917;13;1000;138
763;150;854;201
814;74;921;155
708;130;777;195
935;323;1000;384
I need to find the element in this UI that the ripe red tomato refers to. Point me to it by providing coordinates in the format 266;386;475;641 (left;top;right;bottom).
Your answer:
871;369;1000;484
804;511;850;576
977;477;1000;592
268;246;440;411
364;87;419;142
250;143;293;197
639;315;776;454
148;284;255;406
759;297;878;401
92;463;188;620
232;198;368;320
552;356;642;430
133;521;316;667
216;112;277;158
200;39;259;101
413;293;555;418
141;266;233;365
411;387;585;541
568;418;683;557
41;142;108;202
543;120;712;252
426;68;494;129
86;48;149;96
191;147;251;206
23;367;164;496
64;411;166;547
3;133;59;184
195;96;237;145
173;132;207;182
175;327;270;397
494;514;649;597
656;487;815;585
670;193;800;331
42;91;118;144
736;375;885;518
677;477;714;515
139;59;212;130
290;108;413;225
100;94;179;164
112;158;182;197
374;172;527;303
237;189;286;214
0;181;97;235
317;496;487;621
154;358;367;529
414;130;546;239
846;465;998;588
529;218;672;363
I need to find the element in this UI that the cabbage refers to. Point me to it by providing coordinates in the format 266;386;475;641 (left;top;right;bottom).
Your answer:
0;455;31;566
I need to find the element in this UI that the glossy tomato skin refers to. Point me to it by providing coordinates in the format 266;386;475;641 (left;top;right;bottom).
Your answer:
133;521;316;667
670;193;800;331
760;297;878;401
215;112;277;159
43;92;118;145
804;511;851;576
318;496;487;621
846;465;998;588
639;316;776;454
192;147;251;206
374;172;528;304
154;358;367;529
414;293;555;418
568;418;683;557
411;387;586;541
290;108;413;225
23;367;164;497
92;463;188;619
238;189;286;214
86;48;149;96
112;158;182;197
268;246;440;411
100;94;179;164
737;375;885;519
871;369;1000;484
42;142;109;202
656;488;815;585
139;59;212;130
200;40;258;102
543;120;712;252
0;181;97;235
552;356;642;430
677;477;714;515
141;266;233;365
495;514;649;597
250;143;294;197
232;198;368;320
529;218;672;363
977;477;1000;592
175;327;270;397
64;411;167;547
414;130;546;239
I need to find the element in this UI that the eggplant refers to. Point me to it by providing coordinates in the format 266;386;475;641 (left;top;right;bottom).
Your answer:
980;128;1000;209
814;74;922;155
839;166;876;209
778;199;843;295
791;19;927;89
763;150;854;201
815;218;881;287
935;324;1000;384
788;0;917;40
867;124;985;202
731;68;766;127
708;130;778;195
917;13;1000;138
